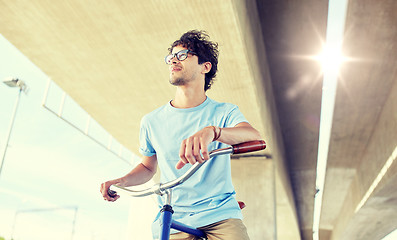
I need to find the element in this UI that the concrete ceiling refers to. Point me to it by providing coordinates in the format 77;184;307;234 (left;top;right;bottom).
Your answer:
1;0;396;239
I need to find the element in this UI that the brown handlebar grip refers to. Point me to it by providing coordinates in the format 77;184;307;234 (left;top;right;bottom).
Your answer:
232;140;266;154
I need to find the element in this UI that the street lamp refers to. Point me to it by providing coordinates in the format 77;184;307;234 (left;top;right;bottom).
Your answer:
0;77;28;179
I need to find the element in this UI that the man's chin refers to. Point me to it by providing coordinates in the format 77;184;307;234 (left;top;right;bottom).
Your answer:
169;78;185;86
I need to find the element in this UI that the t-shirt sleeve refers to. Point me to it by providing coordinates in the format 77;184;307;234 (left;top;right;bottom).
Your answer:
224;104;248;127
139;116;156;157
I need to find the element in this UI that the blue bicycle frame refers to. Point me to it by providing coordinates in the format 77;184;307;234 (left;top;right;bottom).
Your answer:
108;140;266;240
159;189;207;239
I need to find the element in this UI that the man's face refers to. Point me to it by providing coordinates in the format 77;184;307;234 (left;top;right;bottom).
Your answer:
168;45;201;87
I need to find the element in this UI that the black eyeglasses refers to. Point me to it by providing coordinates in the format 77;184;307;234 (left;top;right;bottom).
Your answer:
165;49;197;65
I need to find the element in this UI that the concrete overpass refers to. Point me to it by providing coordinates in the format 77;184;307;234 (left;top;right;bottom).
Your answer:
1;0;396;239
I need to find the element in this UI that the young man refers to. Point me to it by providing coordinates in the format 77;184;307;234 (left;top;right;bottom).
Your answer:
101;30;262;240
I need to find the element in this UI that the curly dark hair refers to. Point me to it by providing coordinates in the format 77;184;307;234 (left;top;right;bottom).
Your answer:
169;30;219;91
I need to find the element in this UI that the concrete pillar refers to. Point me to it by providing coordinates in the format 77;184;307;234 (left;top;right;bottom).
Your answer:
232;158;276;239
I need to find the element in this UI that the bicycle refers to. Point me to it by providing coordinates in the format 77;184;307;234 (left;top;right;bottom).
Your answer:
108;140;266;240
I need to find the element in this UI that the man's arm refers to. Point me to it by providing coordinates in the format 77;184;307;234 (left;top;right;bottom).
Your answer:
100;155;157;201
176;122;261;169
216;122;262;145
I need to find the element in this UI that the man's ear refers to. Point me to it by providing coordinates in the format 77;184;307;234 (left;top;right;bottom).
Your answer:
201;62;212;74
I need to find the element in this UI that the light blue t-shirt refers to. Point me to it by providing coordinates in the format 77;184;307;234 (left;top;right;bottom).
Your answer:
139;97;248;238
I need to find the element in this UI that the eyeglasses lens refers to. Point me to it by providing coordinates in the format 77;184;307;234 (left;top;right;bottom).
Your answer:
177;51;188;61
165;55;172;64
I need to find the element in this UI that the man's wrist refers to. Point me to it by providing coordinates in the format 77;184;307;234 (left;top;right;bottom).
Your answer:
214;126;222;141
207;126;222;141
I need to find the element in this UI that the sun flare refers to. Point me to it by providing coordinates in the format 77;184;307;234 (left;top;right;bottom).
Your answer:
317;45;345;73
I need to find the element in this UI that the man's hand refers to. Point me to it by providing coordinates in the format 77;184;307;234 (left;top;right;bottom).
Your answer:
176;126;216;169
100;180;121;202
100;156;158;201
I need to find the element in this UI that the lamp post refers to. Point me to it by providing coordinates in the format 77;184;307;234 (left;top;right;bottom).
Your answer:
0;77;28;179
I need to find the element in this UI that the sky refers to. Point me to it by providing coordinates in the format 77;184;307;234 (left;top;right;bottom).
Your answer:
0;34;138;240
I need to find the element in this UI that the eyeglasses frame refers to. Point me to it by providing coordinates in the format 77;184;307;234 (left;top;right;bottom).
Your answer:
165;49;197;65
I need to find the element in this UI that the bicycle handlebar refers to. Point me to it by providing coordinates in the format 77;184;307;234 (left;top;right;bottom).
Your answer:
108;140;266;198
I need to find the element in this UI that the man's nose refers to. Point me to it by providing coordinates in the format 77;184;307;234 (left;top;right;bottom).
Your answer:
171;55;180;64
